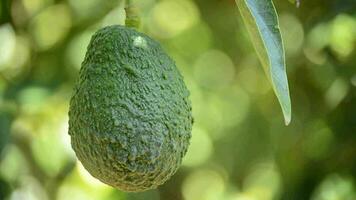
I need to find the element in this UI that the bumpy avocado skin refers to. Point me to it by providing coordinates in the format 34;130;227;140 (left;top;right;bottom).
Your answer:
68;25;193;192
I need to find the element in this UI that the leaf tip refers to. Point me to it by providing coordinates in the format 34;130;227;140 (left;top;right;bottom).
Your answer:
282;105;292;126
284;113;291;126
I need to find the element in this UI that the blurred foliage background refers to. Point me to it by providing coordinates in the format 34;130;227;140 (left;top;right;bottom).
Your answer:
0;0;356;199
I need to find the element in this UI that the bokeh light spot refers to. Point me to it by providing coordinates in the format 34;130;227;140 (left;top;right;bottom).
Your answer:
183;127;213;167
303;120;334;159
68;0;101;19
242;162;281;200
280;13;304;56
0;145;28;183
1;35;30;79
194;50;235;89
30;4;72;50
304;23;329;65
66;30;95;70
325;78;349;109
149;0;200;38
351;75;356;87
9;176;48;200
126;190;160;200
101;3;126;27
237;58;271;95
22;0;51;16
183;169;226;200
0;24;16;68
169;22;213;59
31;126;72;176
329;14;356;59
57;185;94;200
312;174;356;200
17;87;51;113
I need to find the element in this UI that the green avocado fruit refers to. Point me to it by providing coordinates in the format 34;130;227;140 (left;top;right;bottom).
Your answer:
68;25;193;192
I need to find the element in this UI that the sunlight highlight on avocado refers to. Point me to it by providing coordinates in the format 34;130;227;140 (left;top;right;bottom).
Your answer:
132;36;148;48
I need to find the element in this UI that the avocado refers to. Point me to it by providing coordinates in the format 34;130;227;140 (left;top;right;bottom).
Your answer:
68;25;193;192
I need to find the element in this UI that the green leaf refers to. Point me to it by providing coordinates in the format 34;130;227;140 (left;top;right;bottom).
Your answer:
235;0;292;125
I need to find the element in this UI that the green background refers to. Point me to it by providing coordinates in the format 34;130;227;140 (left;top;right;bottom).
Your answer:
0;0;355;199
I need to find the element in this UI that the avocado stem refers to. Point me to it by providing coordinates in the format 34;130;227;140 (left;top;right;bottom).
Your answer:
125;0;141;29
